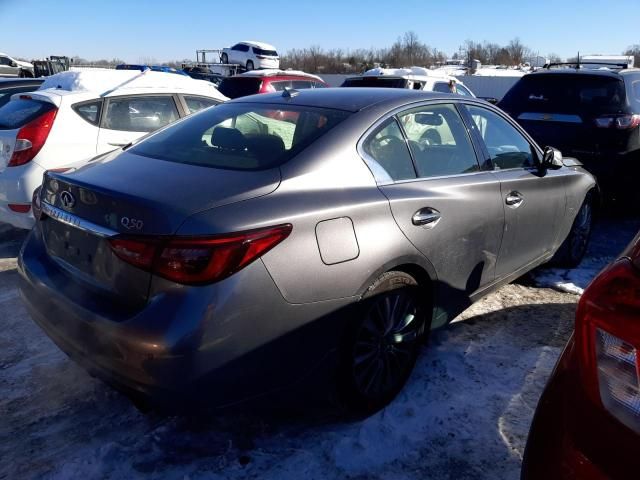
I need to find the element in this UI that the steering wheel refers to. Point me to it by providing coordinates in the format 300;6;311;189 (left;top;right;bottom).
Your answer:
370;135;405;156
419;128;442;146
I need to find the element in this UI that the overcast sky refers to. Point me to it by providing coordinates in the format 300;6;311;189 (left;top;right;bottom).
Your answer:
1;0;637;63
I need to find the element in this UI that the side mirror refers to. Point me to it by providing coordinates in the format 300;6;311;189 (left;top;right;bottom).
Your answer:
10;61;17;68
542;146;564;169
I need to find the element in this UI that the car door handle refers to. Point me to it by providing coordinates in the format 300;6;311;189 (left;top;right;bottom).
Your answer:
412;208;441;227
505;192;523;206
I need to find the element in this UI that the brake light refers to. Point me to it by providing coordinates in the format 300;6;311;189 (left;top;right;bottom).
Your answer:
576;258;640;434
8;108;58;167
108;224;292;285
594;114;640;130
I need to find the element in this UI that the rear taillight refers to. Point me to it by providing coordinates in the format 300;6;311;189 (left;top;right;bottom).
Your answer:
594;114;640;130
576;258;640;434
8;108;58;167
108;224;292;285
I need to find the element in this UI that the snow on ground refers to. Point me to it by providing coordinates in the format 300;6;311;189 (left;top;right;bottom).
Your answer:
1;217;638;480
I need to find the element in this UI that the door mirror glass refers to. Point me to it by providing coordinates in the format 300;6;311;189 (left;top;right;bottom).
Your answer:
542;146;564;169
10;61;17;67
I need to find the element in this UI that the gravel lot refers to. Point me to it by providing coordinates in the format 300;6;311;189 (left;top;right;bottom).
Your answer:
1;216;638;480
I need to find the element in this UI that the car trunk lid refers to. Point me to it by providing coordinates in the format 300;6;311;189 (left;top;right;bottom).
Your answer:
39;150;281;304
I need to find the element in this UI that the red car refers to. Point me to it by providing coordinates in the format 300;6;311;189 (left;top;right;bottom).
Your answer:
522;231;640;479
217;70;327;99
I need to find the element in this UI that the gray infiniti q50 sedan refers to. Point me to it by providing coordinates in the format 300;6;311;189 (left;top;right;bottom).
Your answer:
19;88;596;413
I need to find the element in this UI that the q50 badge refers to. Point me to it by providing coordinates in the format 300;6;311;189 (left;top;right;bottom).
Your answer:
120;217;144;231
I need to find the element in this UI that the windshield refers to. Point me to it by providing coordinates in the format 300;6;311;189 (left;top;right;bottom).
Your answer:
129;102;351;171
500;74;627;115
218;77;263;99
341;77;409;88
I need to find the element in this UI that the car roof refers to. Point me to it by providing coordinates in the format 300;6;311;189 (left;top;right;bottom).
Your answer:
527;67;640;79
239;69;323;82
228;87;464;112
239;40;277;50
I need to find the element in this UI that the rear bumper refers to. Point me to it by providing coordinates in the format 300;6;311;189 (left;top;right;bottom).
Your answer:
521;335;640;479
18;227;353;408
0;162;46;229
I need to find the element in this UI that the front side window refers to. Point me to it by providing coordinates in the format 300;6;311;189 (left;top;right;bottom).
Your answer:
456;85;473;97
103;96;179;132
398;104;479;178
313;81;327;89
466;105;535;170
0;56;11;66
183;96;219;114
362;118;415;182
129;103;350;171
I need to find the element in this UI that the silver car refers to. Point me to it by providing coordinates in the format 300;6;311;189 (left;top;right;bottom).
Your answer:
19;88;595;413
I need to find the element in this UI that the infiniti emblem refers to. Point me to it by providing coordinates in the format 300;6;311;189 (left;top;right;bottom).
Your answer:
60;191;76;209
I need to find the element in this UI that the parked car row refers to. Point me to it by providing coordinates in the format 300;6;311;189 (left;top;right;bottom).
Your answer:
0;52;35;78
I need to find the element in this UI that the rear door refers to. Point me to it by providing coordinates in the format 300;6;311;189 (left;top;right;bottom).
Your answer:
96;94;180;153
462;103;567;278
362;102;504;321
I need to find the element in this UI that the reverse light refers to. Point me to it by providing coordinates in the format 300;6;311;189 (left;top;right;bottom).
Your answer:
576;258;640;434
108;224;292;285
594;114;640;130
8;108;58;167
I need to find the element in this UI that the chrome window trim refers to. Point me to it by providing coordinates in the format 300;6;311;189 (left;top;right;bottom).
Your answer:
41;201;118;238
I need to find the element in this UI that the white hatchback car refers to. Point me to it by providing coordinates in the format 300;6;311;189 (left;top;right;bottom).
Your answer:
0;69;227;229
221;41;279;71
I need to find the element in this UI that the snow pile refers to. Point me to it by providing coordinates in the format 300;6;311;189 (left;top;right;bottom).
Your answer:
39;70;227;101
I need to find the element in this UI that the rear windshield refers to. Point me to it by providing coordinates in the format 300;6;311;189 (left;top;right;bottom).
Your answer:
129;103;351;171
253;47;278;57
500;74;627;115
218;77;263;99
0;98;56;129
341;77;408;88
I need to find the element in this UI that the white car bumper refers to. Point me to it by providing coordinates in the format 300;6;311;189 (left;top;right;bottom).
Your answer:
0;162;46;229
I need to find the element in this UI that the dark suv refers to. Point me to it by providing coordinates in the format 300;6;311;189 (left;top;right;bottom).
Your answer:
498;66;640;201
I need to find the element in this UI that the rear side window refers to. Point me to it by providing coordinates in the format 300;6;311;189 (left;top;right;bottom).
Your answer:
102;96;179;132
73;100;102;126
631;80;640;102
129;103;350;171
500;74;626;114
183;96;219;114
0;98;56;129
433;82;454;94
269;81;292;92
314;81;327;89
362;118;416;182
291;80;314;89
218;77;262;99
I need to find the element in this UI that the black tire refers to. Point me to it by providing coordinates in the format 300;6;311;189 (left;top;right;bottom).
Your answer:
18;69;26;78
246;60;254;71
221;53;228;64
552;191;593;268
339;271;429;414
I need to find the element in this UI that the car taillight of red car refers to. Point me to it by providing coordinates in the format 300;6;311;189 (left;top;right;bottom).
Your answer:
8;97;58;167
576;236;640;435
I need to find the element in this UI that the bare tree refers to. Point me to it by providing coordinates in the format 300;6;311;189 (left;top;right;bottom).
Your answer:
624;44;640;67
